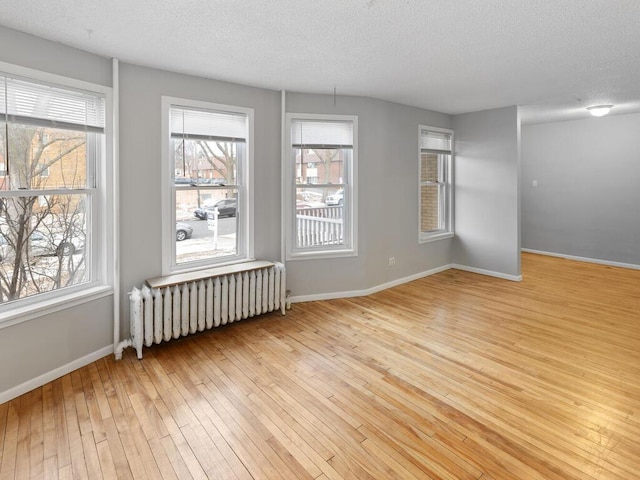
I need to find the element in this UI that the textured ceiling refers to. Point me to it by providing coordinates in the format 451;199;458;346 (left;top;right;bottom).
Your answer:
1;0;639;123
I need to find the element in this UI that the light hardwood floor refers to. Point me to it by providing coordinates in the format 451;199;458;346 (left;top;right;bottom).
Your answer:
1;253;639;479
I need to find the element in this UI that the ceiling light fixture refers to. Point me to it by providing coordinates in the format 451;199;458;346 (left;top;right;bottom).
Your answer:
587;105;613;117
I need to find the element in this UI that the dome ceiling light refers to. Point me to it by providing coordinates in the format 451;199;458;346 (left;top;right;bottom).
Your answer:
587;105;613;117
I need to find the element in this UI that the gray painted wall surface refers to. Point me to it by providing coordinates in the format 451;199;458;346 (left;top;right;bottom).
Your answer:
452;106;521;278
118;63;282;332
0;26;112;87
0;26;114;394
0;297;113;392
522;114;640;265
0;26;458;396
285;93;452;296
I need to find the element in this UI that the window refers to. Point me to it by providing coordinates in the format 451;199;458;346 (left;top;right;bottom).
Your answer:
419;126;453;242
162;97;253;274
285;114;357;259
0;67;110;311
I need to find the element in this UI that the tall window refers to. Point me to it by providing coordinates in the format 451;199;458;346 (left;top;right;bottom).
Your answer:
162;98;253;274
286;114;357;259
0;70;108;309
419;126;453;242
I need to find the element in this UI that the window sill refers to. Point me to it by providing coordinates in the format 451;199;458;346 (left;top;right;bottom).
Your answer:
0;285;113;330
420;232;454;244
147;259;275;290
287;248;358;261
167;257;256;277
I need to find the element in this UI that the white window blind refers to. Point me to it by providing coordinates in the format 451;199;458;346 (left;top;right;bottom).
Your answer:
170;106;247;141
291;119;354;148
420;129;452;152
0;75;105;132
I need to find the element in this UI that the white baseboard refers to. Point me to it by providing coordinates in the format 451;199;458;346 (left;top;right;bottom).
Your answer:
0;345;113;404
522;248;640;270
289;264;454;303
451;264;522;282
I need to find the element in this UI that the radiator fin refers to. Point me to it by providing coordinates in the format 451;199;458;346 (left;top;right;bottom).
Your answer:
127;262;285;359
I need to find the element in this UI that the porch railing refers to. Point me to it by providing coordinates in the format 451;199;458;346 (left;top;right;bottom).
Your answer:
296;205;343;248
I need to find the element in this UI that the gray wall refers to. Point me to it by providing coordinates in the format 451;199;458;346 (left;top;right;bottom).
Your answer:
0;297;113;393
118;63;282;331
0;26;111;87
0;24;477;398
452;106;521;278
0;26;114;395
285;93;452;297
522;114;640;265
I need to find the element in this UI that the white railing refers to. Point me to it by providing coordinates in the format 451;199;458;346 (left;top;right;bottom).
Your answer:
296;206;343;247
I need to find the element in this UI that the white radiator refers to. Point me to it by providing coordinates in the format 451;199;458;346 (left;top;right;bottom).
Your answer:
117;261;286;359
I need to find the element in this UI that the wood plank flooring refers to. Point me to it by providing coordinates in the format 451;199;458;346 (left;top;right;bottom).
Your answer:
1;252;639;479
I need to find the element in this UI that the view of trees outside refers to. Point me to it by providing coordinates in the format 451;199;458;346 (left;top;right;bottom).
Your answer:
294;148;345;202
172;138;241;264
0;123;90;304
173;138;237;185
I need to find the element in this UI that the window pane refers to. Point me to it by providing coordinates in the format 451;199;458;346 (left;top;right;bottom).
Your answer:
421;184;443;232
421;153;438;183
421;152;448;183
0;194;88;304
6;125;88;190
175;188;238;264
172;138;239;186
295;148;346;185
295;186;344;248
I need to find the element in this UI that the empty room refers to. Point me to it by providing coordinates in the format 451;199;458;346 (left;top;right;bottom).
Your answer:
0;1;639;479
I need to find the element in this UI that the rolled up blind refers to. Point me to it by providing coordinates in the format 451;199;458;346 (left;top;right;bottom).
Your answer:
170;106;247;142
420;129;452;153
1;75;105;133
291;119;353;148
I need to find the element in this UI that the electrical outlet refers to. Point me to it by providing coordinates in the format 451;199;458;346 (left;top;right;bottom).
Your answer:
388;257;396;267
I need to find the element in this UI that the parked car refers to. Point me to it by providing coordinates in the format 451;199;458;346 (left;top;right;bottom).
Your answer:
193;198;237;220
30;230;82;256
326;189;344;206
177;177;229;187
174;177;193;186
0;230;83;260
176;222;193;241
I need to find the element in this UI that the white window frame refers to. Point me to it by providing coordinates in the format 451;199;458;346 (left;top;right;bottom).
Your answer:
419;125;454;243
284;113;358;260
0;60;113;326
161;97;254;275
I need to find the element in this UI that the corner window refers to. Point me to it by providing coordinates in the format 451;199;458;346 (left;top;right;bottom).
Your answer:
285;114;357;259
162;98;253;274
0;69;110;311
419;126;453;242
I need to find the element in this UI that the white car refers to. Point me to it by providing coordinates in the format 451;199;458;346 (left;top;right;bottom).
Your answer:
0;230;83;261
326;189;344;206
